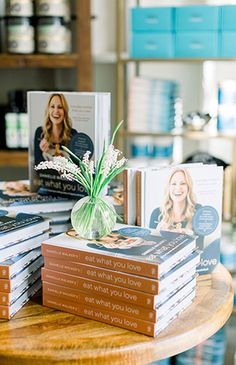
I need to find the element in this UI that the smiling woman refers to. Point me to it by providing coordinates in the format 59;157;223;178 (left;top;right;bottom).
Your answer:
149;168;201;237
34;93;78;165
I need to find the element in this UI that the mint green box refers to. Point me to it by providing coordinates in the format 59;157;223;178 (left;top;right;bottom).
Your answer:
131;7;174;32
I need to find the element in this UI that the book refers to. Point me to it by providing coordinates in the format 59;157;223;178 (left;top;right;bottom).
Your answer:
28;91;111;198
0;278;42;319
41;252;198;309
0;231;49;262
41;224;197;279
0;247;41;279
123;168;138;225
136;164;223;274
0;210;50;249
0;186;76;214
43;250;200;294
0;268;41;305
43;288;195;337
42;275;196;323
0;255;43;293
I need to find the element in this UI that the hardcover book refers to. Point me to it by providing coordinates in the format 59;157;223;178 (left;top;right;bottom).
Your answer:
0;209;50;249
41;253;198;310
43;250;200;295
136;164;223;274
42;275;196;323
0;247;41;279
0;255;43;293
41;224;197;279
0;278;41;319
43;288;195;337
0;231;49;263
0;268;41;306
28;91;111;198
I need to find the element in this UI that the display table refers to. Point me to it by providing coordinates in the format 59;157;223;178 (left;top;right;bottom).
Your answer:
0;264;233;365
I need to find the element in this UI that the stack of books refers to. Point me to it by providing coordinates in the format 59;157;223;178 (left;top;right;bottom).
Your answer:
0;181;74;236
41;224;200;336
0;209;50;319
127;77;180;133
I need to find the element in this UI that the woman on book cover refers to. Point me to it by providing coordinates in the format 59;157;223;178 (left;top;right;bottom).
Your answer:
149;168;203;248
34;93;77;165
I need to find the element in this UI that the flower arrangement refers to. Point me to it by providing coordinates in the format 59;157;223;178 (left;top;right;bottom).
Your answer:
35;121;127;239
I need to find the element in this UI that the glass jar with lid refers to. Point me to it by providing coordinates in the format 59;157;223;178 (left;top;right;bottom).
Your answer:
35;0;71;21
6;0;34;17
6;16;35;54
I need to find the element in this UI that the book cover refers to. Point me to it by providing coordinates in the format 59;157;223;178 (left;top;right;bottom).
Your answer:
138;164;223;274
43;288;195;337
0;247;41;279
43;250;199;294
0;209;50;249
42;276;196;323
41;224;196;279
28;91;111;198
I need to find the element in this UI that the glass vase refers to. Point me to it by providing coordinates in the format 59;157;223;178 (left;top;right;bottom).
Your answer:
71;195;117;240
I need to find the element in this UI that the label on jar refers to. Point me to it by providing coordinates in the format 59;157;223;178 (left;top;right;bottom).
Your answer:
36;0;71;20
6;0;34;17
7;23;34;53
37;23;71;54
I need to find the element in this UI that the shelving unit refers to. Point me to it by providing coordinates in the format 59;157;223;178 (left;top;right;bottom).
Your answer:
115;0;236;219
0;0;92;168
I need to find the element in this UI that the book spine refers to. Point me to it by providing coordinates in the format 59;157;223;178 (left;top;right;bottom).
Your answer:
42;281;158;322
123;169;128;224
0;265;10;279
0;292;10;306
43;294;156;336
136;170;142;226
41;268;156;308
42;244;159;279
0;279;11;293
0;305;10;319
44;257;160;294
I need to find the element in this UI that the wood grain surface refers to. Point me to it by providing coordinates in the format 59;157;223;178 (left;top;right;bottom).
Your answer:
0;264;233;365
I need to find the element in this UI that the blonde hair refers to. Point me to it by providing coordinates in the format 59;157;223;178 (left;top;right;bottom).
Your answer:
158;168;197;229
43;93;72;146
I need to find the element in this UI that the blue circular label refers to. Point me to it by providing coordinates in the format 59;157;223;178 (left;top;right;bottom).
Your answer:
69;132;94;159
192;205;219;236
118;227;151;237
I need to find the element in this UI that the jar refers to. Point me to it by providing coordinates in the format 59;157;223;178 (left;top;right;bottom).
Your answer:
6;0;34;17
6;16;35;54
36;17;71;54
35;0;71;21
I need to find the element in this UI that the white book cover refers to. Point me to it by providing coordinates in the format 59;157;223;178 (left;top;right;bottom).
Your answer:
28;91;111;198
139;163;223;274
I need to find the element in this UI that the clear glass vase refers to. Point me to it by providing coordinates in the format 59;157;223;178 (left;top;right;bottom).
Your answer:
71;196;117;239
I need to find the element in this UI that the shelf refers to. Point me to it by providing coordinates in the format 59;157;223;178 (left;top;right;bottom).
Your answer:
0;151;28;167
0;54;80;68
118;57;236;63
121;130;236;141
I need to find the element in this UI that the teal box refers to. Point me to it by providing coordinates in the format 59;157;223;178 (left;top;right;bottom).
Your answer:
222;6;236;31
175;6;220;31
220;32;236;57
131;7;174;32
175;32;219;58
131;32;174;58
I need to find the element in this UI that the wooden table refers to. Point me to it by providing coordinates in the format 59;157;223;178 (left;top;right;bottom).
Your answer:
0;264;233;365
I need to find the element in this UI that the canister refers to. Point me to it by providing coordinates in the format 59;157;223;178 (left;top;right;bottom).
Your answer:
6;16;35;54
35;0;71;21
36;16;71;54
6;0;34;17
